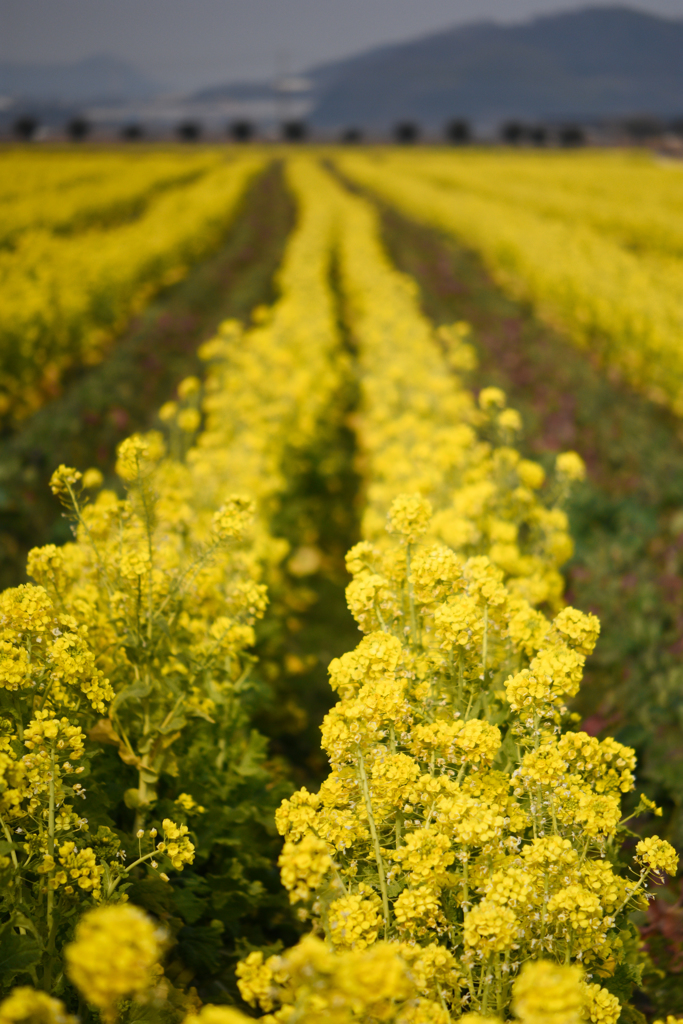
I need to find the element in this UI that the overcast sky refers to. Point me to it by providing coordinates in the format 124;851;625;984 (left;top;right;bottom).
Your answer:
3;0;683;93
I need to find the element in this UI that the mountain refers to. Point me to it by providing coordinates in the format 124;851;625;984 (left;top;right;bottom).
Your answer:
0;54;160;103
304;6;683;127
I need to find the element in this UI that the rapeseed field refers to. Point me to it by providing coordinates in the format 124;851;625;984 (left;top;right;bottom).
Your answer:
0;147;681;1024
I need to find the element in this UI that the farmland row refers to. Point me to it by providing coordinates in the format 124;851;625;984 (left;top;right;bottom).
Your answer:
238;161;675;1024
0;149;170;201
0;153;362;999
0;161;294;591
0;149;224;246
0;154;264;428
376;192;683;861
389;149;683;258
337;151;683;418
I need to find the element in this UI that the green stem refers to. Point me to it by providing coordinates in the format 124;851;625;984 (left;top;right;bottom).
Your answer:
477;958;487;1005
141;487;155;645
357;749;390;937
458;649;464;710
0;812;18;869
64;481;114;598
481;955;492;1015
44;746;57;989
541;869;549;947
614;868;649;917
134;760;152;835
373;597;389;633
482;603;488;679
106;850;159;898
406;542;418;646
465;963;477;1012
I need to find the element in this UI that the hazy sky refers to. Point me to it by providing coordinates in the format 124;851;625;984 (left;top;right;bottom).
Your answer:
3;0;683;92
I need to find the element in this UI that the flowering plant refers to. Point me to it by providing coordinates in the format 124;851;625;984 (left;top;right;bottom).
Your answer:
246;493;677;1021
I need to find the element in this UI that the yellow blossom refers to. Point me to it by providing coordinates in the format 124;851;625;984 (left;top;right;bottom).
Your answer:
635;836;679;877
513;960;584;1024
65;904;162;1018
0;989;77;1024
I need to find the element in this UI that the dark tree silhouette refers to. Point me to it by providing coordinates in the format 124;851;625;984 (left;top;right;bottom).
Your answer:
500;121;526;145
621;116;663;140
177;120;202;141
394;121;419;144
341;127;363;143
229;120;254;142
529;125;548;146
13;115;39;141
67;117;91;141
282;120;307;141
445;119;471;144
121;123;144;141
559;124;585;147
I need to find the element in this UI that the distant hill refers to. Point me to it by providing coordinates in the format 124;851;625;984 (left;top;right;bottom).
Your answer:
305;6;683;127
0;54;160;103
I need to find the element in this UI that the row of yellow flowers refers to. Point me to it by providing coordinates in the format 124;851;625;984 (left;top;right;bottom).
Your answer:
238;161;679;1024
0;154;264;427
0;153;348;1018
335;150;683;417
0;149;224;247
0;150;162;202
385;149;683;261
182;156;345;525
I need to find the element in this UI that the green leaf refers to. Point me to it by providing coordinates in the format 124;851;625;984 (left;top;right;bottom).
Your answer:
0;929;42;985
111;679;152;715
618;1005;648;1024
159;713;188;735
176;925;223;973
126;876;175;917
603;961;644;1004
171;887;207;925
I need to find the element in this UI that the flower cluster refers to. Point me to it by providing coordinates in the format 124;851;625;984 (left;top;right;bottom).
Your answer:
0;988;77;1024
0;153;351;1005
244;162;679;1024
237;935;422;1024
65;904;163;1020
338;149;683;417
334;177;580;613
0;154;264;427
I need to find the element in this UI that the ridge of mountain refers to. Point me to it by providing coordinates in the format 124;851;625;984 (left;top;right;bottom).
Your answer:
192;6;683;127
305;6;683;126
0;53;160;103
